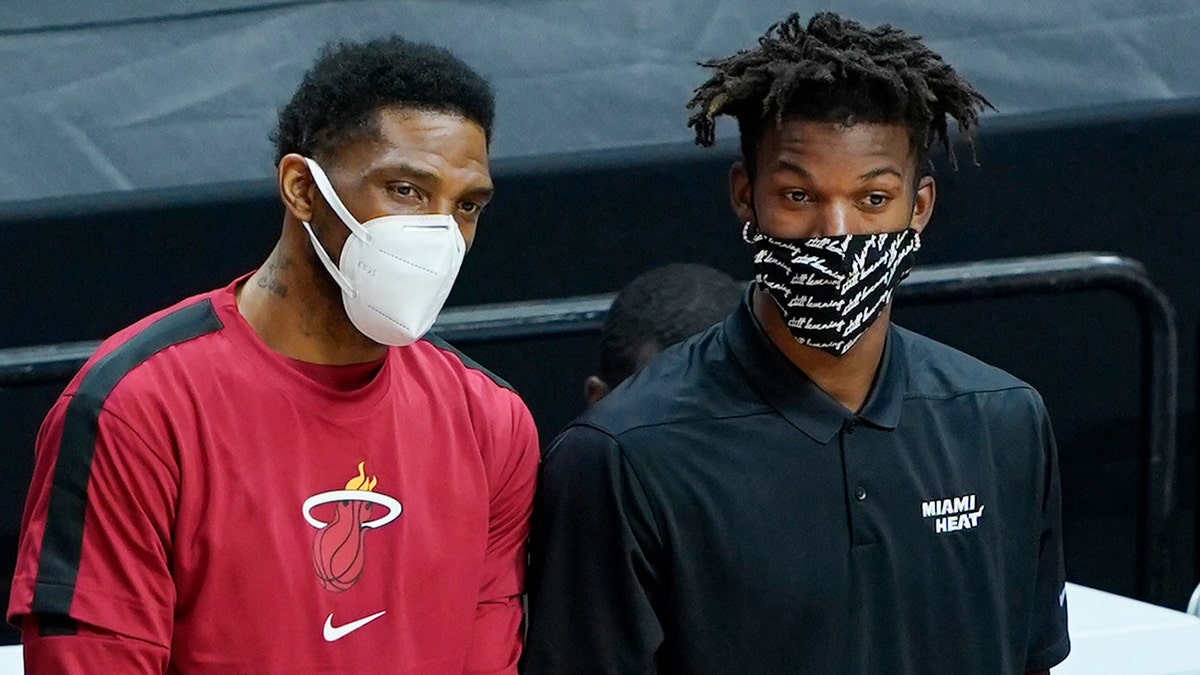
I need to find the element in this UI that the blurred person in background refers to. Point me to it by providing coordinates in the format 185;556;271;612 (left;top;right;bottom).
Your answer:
585;263;744;405
526;11;1068;675
8;37;538;674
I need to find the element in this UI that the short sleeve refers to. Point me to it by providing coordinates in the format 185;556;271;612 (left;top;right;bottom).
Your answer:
463;390;540;674
523;424;665;675
7;393;178;662
1024;398;1071;671
20;615;167;674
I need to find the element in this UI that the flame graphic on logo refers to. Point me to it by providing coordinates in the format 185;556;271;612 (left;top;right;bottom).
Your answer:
344;461;377;492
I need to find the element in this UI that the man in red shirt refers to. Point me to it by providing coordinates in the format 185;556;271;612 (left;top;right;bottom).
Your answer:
8;37;539;674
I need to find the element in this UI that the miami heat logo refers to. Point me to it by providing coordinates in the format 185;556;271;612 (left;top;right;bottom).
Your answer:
302;462;401;592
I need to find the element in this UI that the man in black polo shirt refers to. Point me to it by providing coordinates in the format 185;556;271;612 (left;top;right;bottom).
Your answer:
525;11;1069;675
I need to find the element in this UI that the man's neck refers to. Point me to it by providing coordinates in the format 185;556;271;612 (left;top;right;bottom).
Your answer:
236;239;387;366
752;287;890;413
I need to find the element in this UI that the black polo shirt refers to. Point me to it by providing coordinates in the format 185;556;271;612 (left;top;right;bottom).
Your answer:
525;293;1070;674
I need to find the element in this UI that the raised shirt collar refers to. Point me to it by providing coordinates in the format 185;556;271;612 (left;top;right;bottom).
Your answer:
724;288;906;444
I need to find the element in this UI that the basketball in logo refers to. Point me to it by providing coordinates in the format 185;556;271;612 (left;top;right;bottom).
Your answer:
302;461;402;592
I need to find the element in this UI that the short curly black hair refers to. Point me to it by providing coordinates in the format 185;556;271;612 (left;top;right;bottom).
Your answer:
686;12;991;175
273;36;494;164
600;264;744;387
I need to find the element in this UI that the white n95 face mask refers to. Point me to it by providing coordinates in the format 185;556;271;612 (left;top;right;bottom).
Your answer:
301;157;466;347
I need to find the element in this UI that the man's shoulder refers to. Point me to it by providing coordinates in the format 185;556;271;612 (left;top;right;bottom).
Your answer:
412;334;532;420
895;325;1045;411
69;291;230;405
415;332;515;393
410;334;537;448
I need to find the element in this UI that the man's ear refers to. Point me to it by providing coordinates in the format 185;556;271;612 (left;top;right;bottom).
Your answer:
910;175;936;233
278;153;316;224
584;376;610;407
729;161;755;227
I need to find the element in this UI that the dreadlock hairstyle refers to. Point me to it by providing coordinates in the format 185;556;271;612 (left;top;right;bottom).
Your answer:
686;12;992;174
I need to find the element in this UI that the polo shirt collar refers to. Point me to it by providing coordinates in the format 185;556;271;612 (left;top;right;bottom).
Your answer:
724;288;907;444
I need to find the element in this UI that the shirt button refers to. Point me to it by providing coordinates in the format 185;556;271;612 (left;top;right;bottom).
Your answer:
854;486;868;501
845;419;859;434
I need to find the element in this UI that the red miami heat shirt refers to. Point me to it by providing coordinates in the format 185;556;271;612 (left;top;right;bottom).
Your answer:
7;276;540;674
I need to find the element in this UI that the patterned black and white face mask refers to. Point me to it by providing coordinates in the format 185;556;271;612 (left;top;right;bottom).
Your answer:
743;222;921;357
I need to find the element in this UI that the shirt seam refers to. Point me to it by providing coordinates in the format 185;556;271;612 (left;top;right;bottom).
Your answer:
484;401;538;511
903;384;1035;403
20;579;172;650
81;398;180;479
567;423;671;560
580;408;776;438
422;333;515;392
616;438;671;566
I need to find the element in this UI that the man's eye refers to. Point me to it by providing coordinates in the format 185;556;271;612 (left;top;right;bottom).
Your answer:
390;184;416;197
459;201;479;214
865;193;889;207
787;190;810;203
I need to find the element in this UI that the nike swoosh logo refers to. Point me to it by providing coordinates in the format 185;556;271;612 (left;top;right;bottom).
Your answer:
323;610;386;642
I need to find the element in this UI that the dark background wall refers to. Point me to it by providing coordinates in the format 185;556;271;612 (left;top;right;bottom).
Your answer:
3;0;1197;203
1;99;1198;642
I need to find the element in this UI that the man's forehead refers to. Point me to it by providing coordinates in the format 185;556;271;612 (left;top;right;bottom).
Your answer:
760;119;917;175
773;120;910;154
335;108;491;182
373;107;487;144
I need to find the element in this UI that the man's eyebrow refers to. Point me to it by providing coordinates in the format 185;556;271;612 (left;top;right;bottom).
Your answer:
775;159;812;178
374;162;441;184
462;184;495;202
858;166;905;182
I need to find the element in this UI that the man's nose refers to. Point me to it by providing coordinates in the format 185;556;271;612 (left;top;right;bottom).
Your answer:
425;196;458;216
811;201;853;237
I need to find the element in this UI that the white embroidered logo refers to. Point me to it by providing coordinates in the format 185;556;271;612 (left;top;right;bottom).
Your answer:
323;610;386;642
921;493;985;533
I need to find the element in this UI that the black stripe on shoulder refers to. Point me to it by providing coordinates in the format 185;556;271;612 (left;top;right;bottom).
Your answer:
31;299;222;616
422;332;514;392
